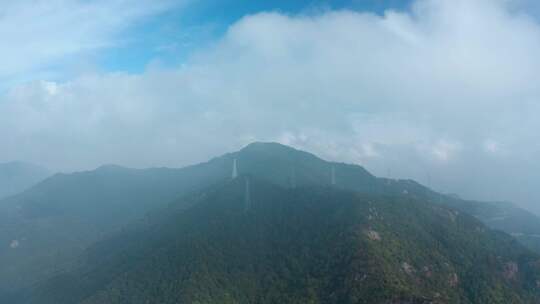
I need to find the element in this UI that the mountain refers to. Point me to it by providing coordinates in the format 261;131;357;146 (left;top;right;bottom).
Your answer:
0;161;50;199
225;143;540;254
3;142;540;302
0;161;232;300
27;177;540;303
440;199;540;253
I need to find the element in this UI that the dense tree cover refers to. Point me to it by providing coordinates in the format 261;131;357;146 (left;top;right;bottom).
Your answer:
0;160;232;299
27;178;540;304
4;142;540;303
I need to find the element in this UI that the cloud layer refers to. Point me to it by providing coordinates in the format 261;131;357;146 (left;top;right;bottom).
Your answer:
1;0;540;211
0;0;176;85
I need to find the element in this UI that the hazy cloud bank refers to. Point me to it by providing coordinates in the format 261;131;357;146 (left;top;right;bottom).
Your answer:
1;0;540;210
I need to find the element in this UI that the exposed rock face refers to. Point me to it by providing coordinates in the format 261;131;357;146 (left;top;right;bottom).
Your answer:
449;273;459;287
353;273;368;282
422;266;433;278
448;210;459;222
365;229;381;241
503;262;519;281
9;240;19;249
402;262;415;275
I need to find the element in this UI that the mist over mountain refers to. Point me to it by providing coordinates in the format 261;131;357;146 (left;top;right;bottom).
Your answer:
0;162;50;199
3;0;540;214
2;143;540;303
3;1;540;303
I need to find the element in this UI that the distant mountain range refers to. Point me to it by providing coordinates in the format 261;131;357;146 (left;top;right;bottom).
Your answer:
2;143;540;303
0;161;50;199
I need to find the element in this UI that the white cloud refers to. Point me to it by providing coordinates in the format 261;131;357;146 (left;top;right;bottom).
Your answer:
42;81;59;96
0;0;177;86
430;140;462;162
1;0;540;210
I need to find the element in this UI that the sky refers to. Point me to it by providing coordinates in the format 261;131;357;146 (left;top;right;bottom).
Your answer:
1;0;540;212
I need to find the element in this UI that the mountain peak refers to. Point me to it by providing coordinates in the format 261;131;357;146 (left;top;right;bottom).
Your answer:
241;141;301;153
238;142;324;163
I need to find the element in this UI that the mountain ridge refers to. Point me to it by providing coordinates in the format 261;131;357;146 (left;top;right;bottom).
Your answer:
0;161;50;200
2;142;540;303
27;176;540;303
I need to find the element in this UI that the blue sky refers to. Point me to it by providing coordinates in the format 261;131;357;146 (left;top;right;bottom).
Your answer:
100;0;413;73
